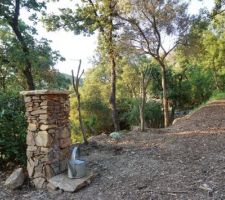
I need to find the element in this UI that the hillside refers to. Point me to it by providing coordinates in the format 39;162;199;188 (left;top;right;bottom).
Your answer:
1;99;225;199
61;73;72;81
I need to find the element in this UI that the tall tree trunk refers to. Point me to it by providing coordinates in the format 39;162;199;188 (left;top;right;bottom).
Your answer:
108;19;120;132
13;25;35;90
139;72;146;131
161;64;169;127
109;49;120;131
23;66;35;90
8;0;35;90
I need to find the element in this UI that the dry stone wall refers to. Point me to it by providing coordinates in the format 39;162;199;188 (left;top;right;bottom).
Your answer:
20;90;71;189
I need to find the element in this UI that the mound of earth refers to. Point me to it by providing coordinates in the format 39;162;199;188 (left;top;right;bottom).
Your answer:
171;100;225;132
1;100;225;200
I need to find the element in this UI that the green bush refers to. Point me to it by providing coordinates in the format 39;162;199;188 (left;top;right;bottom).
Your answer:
145;101;164;128
70;97;113;142
118;98;139;129
0;92;27;168
119;98;163;129
209;91;225;101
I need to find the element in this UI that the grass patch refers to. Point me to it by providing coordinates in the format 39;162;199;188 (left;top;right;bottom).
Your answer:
209;91;225;101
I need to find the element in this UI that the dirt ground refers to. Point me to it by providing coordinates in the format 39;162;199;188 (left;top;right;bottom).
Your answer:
1;99;225;200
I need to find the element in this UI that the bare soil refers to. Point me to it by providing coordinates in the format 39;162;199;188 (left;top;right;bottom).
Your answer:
1;100;225;200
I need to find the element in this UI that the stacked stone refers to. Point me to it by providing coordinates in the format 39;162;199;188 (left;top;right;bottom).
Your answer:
20;90;71;189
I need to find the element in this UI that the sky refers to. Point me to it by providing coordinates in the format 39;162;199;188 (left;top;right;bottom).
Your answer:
22;0;215;75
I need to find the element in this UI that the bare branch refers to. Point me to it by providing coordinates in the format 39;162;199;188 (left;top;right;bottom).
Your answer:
71;69;76;93
162;40;180;61
71;60;88;144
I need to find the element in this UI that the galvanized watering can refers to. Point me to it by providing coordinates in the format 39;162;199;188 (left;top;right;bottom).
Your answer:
68;147;86;179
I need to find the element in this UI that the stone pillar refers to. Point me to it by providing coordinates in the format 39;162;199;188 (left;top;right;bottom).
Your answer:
20;90;71;189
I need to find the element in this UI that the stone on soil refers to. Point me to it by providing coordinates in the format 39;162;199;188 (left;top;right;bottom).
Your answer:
110;132;122;140
4;168;25;189
48;172;96;192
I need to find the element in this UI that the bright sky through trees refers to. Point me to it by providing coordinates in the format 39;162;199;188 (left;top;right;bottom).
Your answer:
22;0;214;75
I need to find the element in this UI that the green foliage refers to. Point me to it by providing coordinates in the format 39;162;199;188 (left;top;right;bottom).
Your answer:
70;95;112;141
209;91;225;101
0;0;66;90
119;98;163;129
118;98;139;128
0;92;27;168
144;101;164;128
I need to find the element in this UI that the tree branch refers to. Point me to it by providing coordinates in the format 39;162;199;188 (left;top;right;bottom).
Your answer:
87;0;105;33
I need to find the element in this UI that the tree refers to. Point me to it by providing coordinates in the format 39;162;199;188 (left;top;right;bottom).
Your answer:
0;0;64;90
126;56;153;131
71;60;88;144
45;0;120;131
176;8;225;92
69;63;112;140
118;0;190;127
212;0;225;17
0;0;44;89
138;58;153;131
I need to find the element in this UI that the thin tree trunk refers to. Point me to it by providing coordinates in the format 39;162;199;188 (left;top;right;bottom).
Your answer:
213;71;220;90
22;67;35;90
212;59;220;90
161;64;169;127
140;72;146;131
77;93;88;144
109;19;120;132
72;62;88;145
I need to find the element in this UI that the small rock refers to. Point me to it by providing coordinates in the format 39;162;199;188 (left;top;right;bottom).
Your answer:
199;183;213;192
47;182;58;191
28;123;37;131
40;124;57;131
110;132;122;140
208;191;214;197
35;131;53;147
4;168;25;189
33;177;46;189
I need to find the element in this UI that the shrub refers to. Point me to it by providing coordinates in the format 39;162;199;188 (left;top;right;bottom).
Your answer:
209;91;225;101
0;92;27;168
119;98;163;129
70;97;113;142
